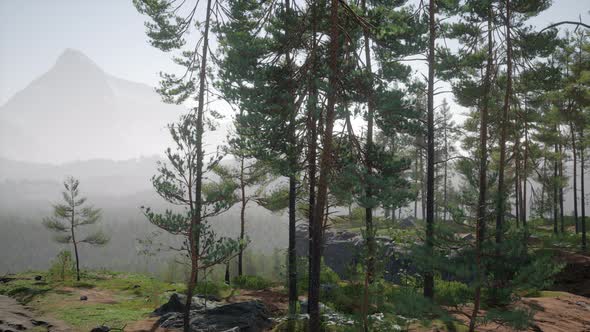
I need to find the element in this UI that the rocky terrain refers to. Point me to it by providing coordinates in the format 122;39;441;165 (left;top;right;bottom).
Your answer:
0;295;69;332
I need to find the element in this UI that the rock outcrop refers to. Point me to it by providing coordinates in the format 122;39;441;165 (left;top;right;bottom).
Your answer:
295;225;415;282
153;294;273;332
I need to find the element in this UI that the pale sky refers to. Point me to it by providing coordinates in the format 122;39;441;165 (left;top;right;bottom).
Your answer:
0;0;588;106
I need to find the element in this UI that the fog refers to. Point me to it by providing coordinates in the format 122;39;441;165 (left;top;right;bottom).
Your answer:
0;50;287;276
0;45;587;277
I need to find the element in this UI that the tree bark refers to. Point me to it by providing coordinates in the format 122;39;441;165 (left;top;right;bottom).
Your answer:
284;0;298;326
424;0;436;300
469;5;493;330
443;112;449;222
361;0;375;327
581;129;586;251
361;0;376;285
309;0;340;327
306;0;318;310
238;155;246;276
71;204;81;281
184;0;212;328
572;123;579;233
559;142;565;233
522;117;529;234
496;0;512;249
515;142;520;228
554;141;559;234
415;147;419;220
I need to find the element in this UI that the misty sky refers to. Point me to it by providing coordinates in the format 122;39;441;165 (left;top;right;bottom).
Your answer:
1;0;588;105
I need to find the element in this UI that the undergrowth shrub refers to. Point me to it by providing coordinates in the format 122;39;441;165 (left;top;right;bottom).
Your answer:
232;275;273;290
48;250;75;282
297;257;341;293
434;279;472;307
194;280;230;297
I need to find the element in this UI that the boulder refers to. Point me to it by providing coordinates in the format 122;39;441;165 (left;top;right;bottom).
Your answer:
154;293;226;316
90;325;110;332
153;293;186;315
296;226;413;282
158;301;272;332
397;217;416;229
79;295;88;301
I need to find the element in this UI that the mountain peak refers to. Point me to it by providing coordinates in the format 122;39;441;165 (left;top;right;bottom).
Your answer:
54;48;103;74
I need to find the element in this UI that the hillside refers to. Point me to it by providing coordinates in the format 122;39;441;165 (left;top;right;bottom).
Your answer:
0;49;227;164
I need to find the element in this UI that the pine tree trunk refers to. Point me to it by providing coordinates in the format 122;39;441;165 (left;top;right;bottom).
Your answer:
541;155;547;219
559;143;565;233
572;123;579;233
469;6;493;330
361;0;375;327
70;188;81;281
288;175;297;325
581;129;586;251
424;0;436;300
238;155;246;276
443;119;448;222
361;0;376;285
415;147;419;220
225;262;230;285
515;142;520;228
554;142;559;234
496;0;512;251
309;0;340;327
522;118;529;233
421;148;426;221
184;0;212;328
71;225;80;282
283;0;298;326
306;0;318;308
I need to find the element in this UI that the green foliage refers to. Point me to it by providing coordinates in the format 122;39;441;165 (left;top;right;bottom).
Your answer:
512;250;565;296
322;282;366;314
194;280;231;298
43;176;109;246
296;257;341;294
1;270;186;328
232;275;273;290
482;308;534;331
256;185;290;213
434;279;472;307
47;250;75;282
0;274;53;304
142;112;243;282
388;287;445;321
53;301;152;331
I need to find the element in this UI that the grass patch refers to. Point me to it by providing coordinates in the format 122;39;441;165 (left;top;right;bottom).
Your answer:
0;270;184;331
194;280;232;298
232;275;274;290
52;300;152;330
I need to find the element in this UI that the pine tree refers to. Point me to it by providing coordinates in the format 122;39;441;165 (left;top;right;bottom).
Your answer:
43;177;109;281
141;114;242;331
210;146;270;277
215;0;308;324
134;1;229;330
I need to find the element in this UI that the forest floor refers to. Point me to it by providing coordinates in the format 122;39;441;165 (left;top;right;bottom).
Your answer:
448;292;590;332
1;250;590;332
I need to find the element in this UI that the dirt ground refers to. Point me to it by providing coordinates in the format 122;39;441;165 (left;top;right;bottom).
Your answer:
0;295;71;332
225;287;289;316
58;286;119;305
449;292;590;332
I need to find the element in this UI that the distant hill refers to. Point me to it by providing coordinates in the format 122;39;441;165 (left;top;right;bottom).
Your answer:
0;48;227;163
